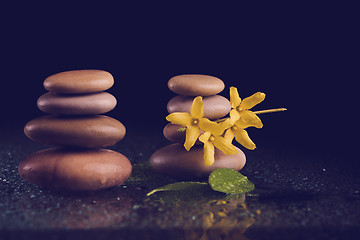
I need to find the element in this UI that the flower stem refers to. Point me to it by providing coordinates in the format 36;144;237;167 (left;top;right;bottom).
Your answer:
215;118;228;123
253;108;287;115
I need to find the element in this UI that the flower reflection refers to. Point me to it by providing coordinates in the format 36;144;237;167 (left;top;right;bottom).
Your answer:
184;195;255;240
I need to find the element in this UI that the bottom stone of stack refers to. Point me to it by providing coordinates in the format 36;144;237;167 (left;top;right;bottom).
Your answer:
150;143;246;180
18;147;132;191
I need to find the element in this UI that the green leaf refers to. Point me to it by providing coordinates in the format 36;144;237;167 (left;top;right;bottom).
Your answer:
208;168;255;194
146;182;208;196
177;127;187;132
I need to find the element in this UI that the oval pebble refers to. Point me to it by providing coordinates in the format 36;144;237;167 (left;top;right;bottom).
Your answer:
167;95;231;119
24;115;126;148
18;147;132;191
149;143;246;179
44;70;114;94
168;74;225;96
163;123;203;144
163;123;186;144
37;92;117;115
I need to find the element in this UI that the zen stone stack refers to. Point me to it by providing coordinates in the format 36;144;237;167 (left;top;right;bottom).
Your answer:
150;74;246;179
19;70;132;191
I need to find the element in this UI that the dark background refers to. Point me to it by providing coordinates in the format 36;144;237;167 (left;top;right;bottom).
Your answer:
1;3;357;169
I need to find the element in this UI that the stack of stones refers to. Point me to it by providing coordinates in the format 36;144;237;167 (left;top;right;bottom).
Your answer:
150;74;246;179
18;70;132;191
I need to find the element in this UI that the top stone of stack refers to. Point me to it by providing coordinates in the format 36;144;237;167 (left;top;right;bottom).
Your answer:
168;74;225;96
44;70;114;94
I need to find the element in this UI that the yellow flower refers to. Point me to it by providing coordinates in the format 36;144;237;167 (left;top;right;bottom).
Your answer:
222;87;266;150
199;131;238;166
229;87;265;128
223;120;257;150
166;96;222;151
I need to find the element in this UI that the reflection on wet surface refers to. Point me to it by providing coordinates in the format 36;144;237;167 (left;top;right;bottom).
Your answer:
183;197;255;240
2;160;256;239
1;128;360;239
19;189;133;229
13;185;255;239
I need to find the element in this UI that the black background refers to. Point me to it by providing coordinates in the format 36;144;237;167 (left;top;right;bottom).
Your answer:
1;2;358;169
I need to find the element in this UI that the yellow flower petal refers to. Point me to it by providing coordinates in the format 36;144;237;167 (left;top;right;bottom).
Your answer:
184;125;201;151
199;131;211;143
190;96;204;119
235;128;256;150
241;92;265;110
203;141;215;166
230;87;241;108
234;118;254;129
239;110;263;128
199;118;223;136
217;118;234;133
166;112;192;126
229;109;240;124
213;136;238;155
224;129;235;143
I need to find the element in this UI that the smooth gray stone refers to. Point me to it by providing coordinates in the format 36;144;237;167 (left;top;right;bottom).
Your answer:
167;95;231;120
168;74;225;96
37;92;117;115
150;143;246;179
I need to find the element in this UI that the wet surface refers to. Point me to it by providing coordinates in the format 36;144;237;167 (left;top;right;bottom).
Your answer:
1;125;360;240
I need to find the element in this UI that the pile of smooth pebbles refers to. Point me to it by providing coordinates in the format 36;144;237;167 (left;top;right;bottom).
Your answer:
150;74;246;179
18;70;132;191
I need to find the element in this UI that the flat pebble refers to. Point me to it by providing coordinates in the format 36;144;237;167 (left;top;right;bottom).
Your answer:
168;74;225;96
24;115;125;148
163;123;186;144
167;95;231;119
163;123;202;144
37;92;117;115
44;70;114;94
18;147;132;191
150;143;246;179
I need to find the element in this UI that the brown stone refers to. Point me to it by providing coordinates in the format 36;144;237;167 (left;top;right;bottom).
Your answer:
37;92;117;115
163;123;186;144
44;70;114;94
168;74;225;96
163;123;203;144
167;95;231;119
18;147;132;191
24;115;125;148
149;143;246;179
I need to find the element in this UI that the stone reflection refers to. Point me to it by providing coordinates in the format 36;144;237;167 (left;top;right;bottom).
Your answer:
20;188;132;229
184;195;254;240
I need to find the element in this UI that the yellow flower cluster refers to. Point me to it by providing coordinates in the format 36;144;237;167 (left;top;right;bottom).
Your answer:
166;87;286;166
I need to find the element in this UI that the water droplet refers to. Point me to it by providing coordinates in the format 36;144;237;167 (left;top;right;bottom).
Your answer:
132;205;140;210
